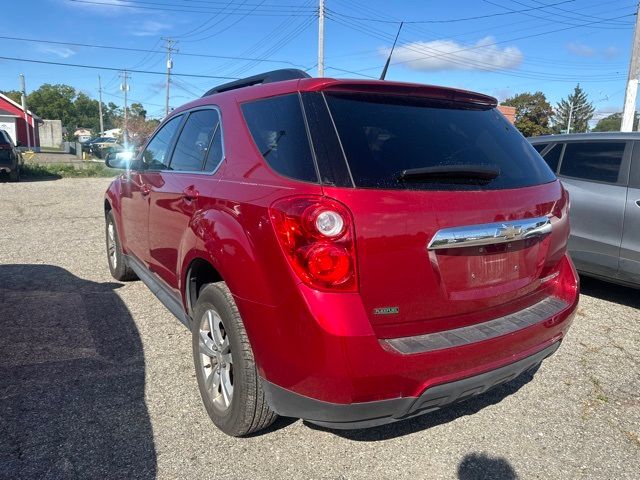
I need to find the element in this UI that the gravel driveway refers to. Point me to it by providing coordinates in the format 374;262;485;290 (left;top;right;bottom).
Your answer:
1;177;638;480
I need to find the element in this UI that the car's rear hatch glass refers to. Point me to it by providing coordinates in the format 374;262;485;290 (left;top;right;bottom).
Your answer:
324;92;556;190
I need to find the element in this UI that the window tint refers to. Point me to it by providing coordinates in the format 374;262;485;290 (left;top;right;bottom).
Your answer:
324;93;556;190
204;124;223;172
533;143;548;153
142;115;183;170
559;142;625;183
0;131;9;144
541;143;562;172
170;109;220;172
241;94;317;183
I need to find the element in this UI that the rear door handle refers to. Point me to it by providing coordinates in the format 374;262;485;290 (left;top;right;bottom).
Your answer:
182;185;199;201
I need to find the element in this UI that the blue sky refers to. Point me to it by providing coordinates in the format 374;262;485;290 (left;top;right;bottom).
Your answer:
0;0;635;121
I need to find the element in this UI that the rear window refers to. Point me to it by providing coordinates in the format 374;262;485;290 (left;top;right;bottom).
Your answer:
241;94;317;183
559;142;625;183
324;93;556;190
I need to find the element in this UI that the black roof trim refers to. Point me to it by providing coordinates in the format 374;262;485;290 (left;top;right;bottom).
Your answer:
202;69;311;97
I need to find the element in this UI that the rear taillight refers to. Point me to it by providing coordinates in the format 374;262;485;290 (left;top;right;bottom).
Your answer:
269;196;358;292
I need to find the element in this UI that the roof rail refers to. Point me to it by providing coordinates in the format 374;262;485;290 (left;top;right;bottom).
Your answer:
202;69;311;97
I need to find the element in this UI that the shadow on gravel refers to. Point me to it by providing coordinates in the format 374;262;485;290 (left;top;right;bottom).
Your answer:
0;264;156;479
306;366;539;442
579;275;640;309
457;452;518;480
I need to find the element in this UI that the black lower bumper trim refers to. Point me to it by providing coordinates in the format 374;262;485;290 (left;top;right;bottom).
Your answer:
261;341;561;430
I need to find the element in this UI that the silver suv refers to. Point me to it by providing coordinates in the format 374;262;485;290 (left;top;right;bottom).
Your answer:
529;132;640;288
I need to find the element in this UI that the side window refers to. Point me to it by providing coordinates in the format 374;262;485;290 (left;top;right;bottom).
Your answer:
241;94;317;183
559;142;625;184
142;115;183;170
541;143;563;173
533;143;548;154
170;109;220;172
204;123;223;172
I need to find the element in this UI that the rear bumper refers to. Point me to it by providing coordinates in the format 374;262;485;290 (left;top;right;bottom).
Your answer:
237;253;578;420
262;341;560;429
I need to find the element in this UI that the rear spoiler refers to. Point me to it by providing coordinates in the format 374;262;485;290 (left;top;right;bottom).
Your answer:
301;79;498;109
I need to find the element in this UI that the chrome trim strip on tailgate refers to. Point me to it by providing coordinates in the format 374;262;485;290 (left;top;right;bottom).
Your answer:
384;296;569;355
427;216;552;250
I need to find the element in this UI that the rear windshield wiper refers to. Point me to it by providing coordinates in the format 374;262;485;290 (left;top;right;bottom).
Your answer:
397;165;500;182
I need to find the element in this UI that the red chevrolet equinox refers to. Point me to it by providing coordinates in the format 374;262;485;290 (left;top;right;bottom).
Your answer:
104;69;579;436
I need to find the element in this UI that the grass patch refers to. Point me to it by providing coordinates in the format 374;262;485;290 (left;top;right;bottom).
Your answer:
22;163;123;179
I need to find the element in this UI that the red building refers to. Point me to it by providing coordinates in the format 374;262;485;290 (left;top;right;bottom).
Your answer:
0;92;41;149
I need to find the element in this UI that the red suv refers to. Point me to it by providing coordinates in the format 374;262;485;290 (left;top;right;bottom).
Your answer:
104;70;579;436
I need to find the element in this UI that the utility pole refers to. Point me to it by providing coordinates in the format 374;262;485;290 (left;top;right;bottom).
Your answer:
19;74;32;150
120;70;130;147
163;37;177;117
98;75;104;135
318;0;325;77
621;3;640;132
566;101;574;134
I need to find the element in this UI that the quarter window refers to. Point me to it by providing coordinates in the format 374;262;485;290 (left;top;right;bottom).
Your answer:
204;124;224;172
142;115;183;170
170;109;220;172
533;143;548;154
542;144;563;173
241;94;317;183
559;142;625;183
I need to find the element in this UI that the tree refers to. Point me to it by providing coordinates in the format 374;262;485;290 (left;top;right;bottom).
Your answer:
74;92;101;132
129;102;147;119
0;90;23;104
502;91;553;137
552;84;595;134
592;112;639;132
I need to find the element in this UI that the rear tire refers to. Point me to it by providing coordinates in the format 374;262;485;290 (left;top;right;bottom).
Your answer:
105;210;137;281
192;282;277;437
9;168;19;182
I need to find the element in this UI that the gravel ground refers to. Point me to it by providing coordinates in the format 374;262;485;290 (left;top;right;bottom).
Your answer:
0;177;638;480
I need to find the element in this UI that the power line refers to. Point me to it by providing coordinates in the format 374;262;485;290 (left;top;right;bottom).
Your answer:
0;55;241;79
324;0;576;24
69;0;316;15
0;35;308;68
325;11;635;77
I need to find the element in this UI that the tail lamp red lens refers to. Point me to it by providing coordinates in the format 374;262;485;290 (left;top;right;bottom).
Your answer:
269;196;357;292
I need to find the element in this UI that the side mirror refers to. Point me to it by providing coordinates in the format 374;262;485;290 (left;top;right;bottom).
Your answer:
16;141;22;147
105;150;135;170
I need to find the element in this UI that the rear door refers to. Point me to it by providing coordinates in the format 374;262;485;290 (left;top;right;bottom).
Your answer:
147;107;222;292
619;141;640;284
311;91;565;337
556;140;630;278
120;115;183;264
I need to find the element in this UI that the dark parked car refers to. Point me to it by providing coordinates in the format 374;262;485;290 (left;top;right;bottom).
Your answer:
83;137;119;158
0;129;23;182
530;132;640;288
104;69;578;437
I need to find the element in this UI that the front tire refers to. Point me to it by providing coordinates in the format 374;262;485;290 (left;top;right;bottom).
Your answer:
192;282;277;436
105;210;137;281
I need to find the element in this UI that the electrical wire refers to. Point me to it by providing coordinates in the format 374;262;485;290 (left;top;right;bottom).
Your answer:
325;0;577;24
0;55;238;79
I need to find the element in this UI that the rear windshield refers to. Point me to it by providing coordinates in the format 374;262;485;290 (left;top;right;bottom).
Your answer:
324;93;556;190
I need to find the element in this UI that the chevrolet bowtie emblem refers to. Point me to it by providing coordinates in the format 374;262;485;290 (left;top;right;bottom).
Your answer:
499;224;523;240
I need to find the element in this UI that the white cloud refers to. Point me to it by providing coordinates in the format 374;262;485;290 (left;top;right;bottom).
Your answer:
131;20;171;37
63;0;137;16
37;45;77;59
566;42;619;59
382;36;523;72
566;42;595;57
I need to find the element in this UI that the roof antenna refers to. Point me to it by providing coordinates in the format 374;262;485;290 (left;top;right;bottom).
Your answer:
380;21;404;81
